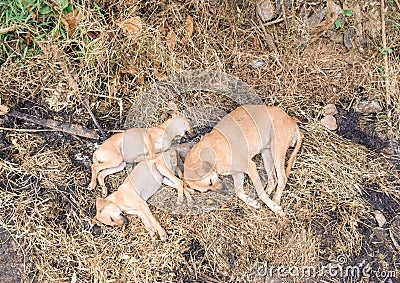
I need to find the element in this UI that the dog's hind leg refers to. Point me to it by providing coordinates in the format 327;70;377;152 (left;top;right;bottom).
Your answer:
97;162;127;197
271;142;290;206
232;172;260;209
261;149;277;196
246;160;285;216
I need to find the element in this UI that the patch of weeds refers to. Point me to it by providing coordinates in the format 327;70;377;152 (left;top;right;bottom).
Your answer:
0;0;77;64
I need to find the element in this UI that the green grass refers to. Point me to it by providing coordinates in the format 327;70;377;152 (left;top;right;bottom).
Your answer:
0;0;77;64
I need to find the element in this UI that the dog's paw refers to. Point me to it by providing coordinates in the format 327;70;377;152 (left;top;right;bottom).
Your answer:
87;182;95;190
275;207;286;217
186;197;194;208
159;230;167;241
176;195;184;205
247;199;261;209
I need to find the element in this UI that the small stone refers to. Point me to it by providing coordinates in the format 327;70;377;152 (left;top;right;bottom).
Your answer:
249;58;265;68
354;100;382;114
321;115;338;130
257;0;276;22
322;104;338;116
373;210;386;227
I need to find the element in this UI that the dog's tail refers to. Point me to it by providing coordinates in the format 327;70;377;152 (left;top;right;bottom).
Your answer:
285;125;303;178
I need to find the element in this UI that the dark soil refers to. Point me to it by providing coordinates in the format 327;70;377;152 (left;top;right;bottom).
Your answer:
0;228;34;283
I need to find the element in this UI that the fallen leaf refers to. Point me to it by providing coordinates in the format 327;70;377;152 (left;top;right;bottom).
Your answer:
120;66;139;76
205;199;215;205
45;88;70;112
25;31;34;45
257;0;275;22
166;29;177;51
117;16;143;39
308;14;338;34
0;104;10;114
153;66;167;80
0;24;17;35
253;35;261;49
182;15;193;43
305;8;326;27
61;9;82;36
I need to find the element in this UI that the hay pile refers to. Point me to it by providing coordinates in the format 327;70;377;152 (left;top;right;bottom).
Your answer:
0;0;399;282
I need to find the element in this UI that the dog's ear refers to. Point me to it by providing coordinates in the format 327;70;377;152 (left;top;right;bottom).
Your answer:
167;101;179;115
96;197;109;211
196;160;214;177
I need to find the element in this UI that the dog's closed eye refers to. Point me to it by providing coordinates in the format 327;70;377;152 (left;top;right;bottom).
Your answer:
110;216;115;223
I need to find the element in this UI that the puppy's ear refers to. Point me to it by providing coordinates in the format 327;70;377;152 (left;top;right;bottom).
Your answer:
197;161;214;176
167;101;179;115
96;197;109;211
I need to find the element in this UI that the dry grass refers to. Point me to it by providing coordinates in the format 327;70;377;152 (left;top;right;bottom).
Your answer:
0;0;399;282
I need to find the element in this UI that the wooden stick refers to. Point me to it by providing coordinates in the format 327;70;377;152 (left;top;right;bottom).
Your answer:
4;109;99;139
56;50;105;136
0;127;57;133
380;0;391;108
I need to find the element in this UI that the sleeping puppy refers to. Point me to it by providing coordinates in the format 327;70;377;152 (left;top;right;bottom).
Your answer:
183;105;303;216
88;113;194;197
93;144;194;240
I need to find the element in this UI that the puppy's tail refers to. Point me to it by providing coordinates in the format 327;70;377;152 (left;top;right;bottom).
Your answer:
285;125;303;178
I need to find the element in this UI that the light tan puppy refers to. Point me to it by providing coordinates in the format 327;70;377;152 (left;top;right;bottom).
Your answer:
183;105;303;216
93;144;193;240
88;113;194;197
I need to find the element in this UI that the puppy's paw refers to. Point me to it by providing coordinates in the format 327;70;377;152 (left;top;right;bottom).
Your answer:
101;188;108;198
146;226;157;238
275;206;285;217
177;195;184;205
159;230;167;241
87;182;95;190
247;199;261;209
186;197;194;208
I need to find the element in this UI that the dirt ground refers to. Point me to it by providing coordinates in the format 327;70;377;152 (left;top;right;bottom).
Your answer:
0;0;399;282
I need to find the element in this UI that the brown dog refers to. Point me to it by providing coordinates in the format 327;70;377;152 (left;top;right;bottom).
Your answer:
88;113;194;197
93;144;194;240
183;105;303;216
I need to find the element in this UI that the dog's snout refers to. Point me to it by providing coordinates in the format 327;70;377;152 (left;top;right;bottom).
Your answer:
185;129;197;139
121;214;129;226
216;181;229;195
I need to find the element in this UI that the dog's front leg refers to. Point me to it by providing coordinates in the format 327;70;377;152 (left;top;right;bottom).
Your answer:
127;204;167;241
246;160;285;217
144;128;164;160
232;172;260;209
155;156;190;206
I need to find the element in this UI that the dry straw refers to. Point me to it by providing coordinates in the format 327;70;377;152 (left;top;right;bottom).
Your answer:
0;0;399;282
